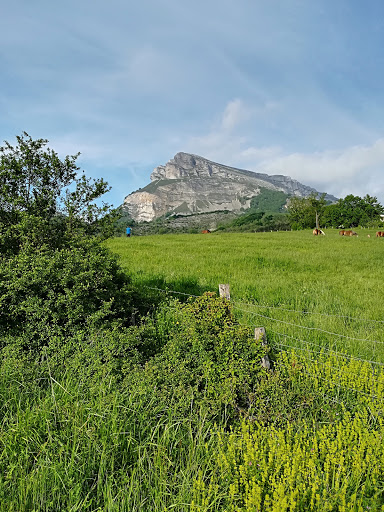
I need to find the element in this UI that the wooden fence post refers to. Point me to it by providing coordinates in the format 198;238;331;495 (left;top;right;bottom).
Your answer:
219;284;230;300
254;327;271;370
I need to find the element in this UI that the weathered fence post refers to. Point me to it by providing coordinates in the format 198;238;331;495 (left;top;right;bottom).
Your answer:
219;284;230;300
254;327;271;370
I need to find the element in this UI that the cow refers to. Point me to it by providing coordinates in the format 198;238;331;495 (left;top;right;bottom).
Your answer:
343;230;358;236
376;231;384;237
313;228;325;236
201;229;211;234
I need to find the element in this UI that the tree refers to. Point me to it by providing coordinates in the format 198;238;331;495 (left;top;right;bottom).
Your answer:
0;132;114;253
286;193;327;230
322;194;384;228
0;133;139;352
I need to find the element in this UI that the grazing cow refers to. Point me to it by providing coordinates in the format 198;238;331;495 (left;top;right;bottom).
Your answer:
313;228;325;236
376;231;384;237
340;230;358;236
201;229;211;234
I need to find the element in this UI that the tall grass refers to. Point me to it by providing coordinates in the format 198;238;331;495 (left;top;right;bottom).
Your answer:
0;363;217;511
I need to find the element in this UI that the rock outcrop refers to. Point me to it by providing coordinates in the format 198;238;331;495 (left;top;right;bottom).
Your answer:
123;152;336;222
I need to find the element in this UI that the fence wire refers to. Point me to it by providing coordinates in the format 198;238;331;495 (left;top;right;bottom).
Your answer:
141;284;384;392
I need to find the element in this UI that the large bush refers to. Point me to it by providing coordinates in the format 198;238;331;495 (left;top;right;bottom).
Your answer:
0;238;134;351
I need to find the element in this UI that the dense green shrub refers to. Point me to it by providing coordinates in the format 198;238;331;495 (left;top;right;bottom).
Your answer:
0;238;134;351
127;293;268;421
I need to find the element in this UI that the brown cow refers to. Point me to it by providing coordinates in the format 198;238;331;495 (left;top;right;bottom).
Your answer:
340;230;358;236
201;229;211;234
313;228;325;235
376;231;384;237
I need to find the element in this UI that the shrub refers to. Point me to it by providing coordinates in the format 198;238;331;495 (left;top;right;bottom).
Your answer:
128;293;268;421
0;238;134;351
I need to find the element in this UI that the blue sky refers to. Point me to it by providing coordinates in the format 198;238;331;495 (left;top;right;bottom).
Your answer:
2;0;384;207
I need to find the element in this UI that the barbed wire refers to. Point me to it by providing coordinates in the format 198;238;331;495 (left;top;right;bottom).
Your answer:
233;306;384;345
273;342;383;401
143;285;201;299
267;328;384;367
141;283;384;372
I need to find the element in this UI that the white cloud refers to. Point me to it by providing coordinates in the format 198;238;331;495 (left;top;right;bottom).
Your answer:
259;139;384;183
221;99;251;132
185;101;384;202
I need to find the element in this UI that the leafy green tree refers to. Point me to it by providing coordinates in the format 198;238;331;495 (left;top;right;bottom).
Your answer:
287;192;327;229
0;132;113;253
322;194;384;228
0;132;79;222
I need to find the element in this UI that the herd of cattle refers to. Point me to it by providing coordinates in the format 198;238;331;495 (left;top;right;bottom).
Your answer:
201;228;384;236
312;229;384;237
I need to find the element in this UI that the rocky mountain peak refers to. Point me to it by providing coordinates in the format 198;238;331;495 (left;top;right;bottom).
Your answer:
124;152;337;222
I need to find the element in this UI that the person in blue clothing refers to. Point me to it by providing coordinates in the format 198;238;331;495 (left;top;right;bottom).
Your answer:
126;226;132;237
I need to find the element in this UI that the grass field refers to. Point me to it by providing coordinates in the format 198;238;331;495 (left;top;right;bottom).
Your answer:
106;228;384;362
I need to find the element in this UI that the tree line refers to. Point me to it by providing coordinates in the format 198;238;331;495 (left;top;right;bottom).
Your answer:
287;192;384;230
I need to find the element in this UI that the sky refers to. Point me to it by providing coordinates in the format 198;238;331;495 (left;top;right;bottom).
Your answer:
2;0;384;208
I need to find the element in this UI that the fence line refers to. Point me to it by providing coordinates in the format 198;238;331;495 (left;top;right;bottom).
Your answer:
232;299;384;325
272;343;383;399
142;284;384;326
140;283;384;380
144;285;201;299
238;322;384;367
233;306;383;345
266;328;384;367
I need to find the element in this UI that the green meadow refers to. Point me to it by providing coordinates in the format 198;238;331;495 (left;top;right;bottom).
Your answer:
106;229;384;362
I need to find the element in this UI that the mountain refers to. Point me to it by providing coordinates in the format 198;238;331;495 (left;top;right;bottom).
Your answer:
122;152;337;222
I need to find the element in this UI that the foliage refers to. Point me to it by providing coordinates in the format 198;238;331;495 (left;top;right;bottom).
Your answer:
191;350;384;511
0;237;135;351
322;193;384;228
286;192;327;229
0;132;79;222
0;132;114;253
126;293;268;420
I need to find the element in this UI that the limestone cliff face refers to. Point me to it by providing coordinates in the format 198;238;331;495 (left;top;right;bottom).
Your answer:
123;152;336;222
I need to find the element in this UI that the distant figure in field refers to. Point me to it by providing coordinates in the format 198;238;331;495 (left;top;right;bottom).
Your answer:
340;230;358;236
376;231;384;237
126;226;132;237
313;228;325;235
201;229;211;234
